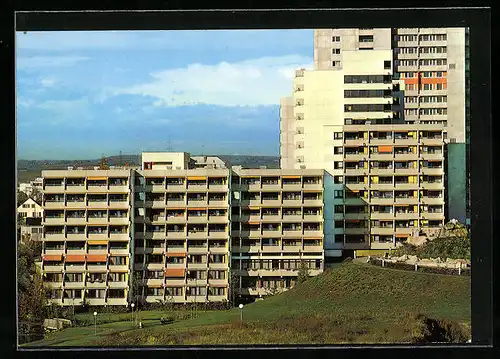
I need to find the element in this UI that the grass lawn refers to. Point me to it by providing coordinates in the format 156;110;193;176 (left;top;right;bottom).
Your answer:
22;261;471;347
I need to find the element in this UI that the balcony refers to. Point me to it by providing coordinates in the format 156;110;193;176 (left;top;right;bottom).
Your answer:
187;246;209;254
393;153;418;161
303;182;322;191
370;227;394;235
369;197;394;205
420;137;443;146
344;183;366;191
83;298;105;306
43;264;64;272
282;214;302;222
63;281;85;289
44;201;65;209
209;246;227;254
421;197;445;205
64;264;86;272
87;201;108;209
109;248;129;256
207;184;228;192
369;168;394;175
166;231;185;239
261;199;282;207
370;212;394;220
394;212;419;220
370;183;394;190
282;230;302;238
188;231;208;239
420;152;443;161
108;281;128;289
208;216;229;224
344;228;369;235
344;138;366;146
421;168;444;176
146;263;164;271
302;199;323;207
393;168;419;175
166;199;186;206
166;184;186;192
109;217;129;225
187;263;208;270
65;185;87;194
44;217;66;225
208;262;227;270
108;185;129;194
394;197;419;205
208;231;227;240
44;232;66;241
86;264;107;272
107;298;128;306
281;183;302;191
187;216;208;224
165;279;186;286
43;185;65;194
421;212;445;220
260;245;282;253
394;183;418;190
421;182;444;190
166;215;186;223
395;227;413;235
85;281;107;289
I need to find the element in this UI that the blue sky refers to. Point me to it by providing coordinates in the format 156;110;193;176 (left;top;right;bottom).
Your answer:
16;30;314;160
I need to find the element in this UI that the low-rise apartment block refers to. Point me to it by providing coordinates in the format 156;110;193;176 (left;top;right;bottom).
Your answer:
40;153;328;306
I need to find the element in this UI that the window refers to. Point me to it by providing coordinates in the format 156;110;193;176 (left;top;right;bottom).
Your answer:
334;132;343;140
332;48;340;54
332;61;338;67
334;147;343;155
384;61;391;69
334;190;343;199
334;176;343;184
334;205;344;213
335;220;344;228
332;36;341;42
359;35;374;43
334;234;344;243
334;161;343;169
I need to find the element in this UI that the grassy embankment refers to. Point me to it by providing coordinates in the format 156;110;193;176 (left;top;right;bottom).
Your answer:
23;261;471;347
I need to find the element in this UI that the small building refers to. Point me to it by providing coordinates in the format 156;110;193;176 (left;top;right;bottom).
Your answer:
17;198;43;220
20;217;43;241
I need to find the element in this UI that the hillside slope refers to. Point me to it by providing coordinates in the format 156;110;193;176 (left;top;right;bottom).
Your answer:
26;262;470;346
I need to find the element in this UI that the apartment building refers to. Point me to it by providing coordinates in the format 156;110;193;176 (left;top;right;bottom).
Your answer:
41;169;132;306
280;46;446;253
230;168;326;298
40;153;328;306
312;27;469;224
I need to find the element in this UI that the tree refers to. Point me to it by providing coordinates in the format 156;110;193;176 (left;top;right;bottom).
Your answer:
130;271;143;305
30;187;43;205
99;155;109;170
18;238;47;340
229;271;240;307
17;191;28;207
296;259;310;285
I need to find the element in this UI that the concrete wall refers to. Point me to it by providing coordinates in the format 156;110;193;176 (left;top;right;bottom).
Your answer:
446;143;467;223
279;96;295;169
446;28;466;144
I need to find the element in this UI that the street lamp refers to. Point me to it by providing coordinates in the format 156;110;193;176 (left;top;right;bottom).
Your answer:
131;303;135;326
238;303;244;323
93;311;97;336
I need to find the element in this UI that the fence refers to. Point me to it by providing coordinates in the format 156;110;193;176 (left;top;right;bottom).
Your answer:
367;258;470;276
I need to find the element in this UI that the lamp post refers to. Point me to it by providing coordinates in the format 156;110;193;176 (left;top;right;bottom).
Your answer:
93;311;97;336
131;303;135;326
238;303;244;323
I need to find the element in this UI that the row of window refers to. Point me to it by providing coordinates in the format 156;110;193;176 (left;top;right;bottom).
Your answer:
404;108;448;116
344;104;391;113
344;89;392;98
396;46;447;54
396;34;447;42
401;71;446;78
397;59;448;66
344;75;392;84
405;83;447;91
405;96;447;103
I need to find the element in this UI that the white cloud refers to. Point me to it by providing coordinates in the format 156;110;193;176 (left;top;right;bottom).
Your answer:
36;97;93;125
111;55;313;107
40;77;57;87
17;98;35;108
17;56;90;70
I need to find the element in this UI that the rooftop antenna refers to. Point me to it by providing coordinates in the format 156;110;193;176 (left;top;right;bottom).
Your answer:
167;140;172;152
119;150;123;167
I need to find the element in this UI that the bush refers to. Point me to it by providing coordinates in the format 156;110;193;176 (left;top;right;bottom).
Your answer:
393;236;470;261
